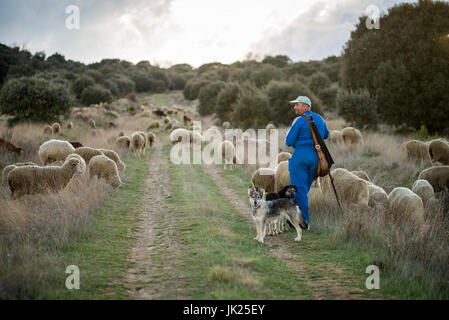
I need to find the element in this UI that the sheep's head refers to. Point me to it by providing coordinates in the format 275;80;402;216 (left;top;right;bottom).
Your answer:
67;158;85;174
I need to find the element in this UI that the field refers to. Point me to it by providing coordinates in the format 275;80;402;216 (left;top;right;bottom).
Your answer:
0;92;447;300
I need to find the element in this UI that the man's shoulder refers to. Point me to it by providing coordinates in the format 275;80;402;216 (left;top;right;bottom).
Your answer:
292;116;307;125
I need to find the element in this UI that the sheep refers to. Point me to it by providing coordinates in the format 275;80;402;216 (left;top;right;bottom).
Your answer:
148;121;160;130
52;122;61;134
118;131;125;137
7;157;85;199
88;155;122;189
222;121;230;129
417;166;449;192
341;127;363;145
147;132;156;148
88;119;96;129
220;140;236;170
400;140;430;162
105;110;120;118
48;153;87;170
428;138;449;165
183;114;192;125
66;122;73;129
115;136;131;150
38;139;76;165
2;162;37;186
266;123;276;136
43;125;53;135
351;170;371;182
153;109;166;117
169;128;190;145
73;147;104;164
98;148;126;172
69;141;83;149
276;152;291;165
366;181;388;211
321;168;370;210
130;132;145;155
274;161;290;192
329;130;343;144
108;122;118;128
387;187;424;225
251;168;275;193
412;179;436;208
0;138;24;155
163;117;171;124
135;131;149;150
170;123;182;132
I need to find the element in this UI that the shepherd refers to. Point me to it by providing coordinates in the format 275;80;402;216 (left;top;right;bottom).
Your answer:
285;96;329;228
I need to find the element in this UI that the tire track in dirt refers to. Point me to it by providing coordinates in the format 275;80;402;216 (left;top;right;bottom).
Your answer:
124;137;188;299
202;164;366;300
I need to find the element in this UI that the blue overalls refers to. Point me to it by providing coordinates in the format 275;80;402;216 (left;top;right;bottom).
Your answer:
285;110;329;225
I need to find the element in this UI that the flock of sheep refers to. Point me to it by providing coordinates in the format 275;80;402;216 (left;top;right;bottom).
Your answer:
251;126;449;232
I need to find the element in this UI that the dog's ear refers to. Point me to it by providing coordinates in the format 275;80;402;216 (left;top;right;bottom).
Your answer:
259;188;265;198
248;187;254;196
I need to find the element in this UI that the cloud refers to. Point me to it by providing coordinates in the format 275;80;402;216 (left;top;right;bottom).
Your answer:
250;0;416;62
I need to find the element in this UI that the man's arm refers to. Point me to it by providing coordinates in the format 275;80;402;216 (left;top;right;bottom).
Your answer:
286;117;301;147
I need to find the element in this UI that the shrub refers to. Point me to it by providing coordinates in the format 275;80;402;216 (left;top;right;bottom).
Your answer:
103;79;119;96
72;75;95;99
319;84;339;110
215;82;241;122
169;73;187;90
308;72;332;95
110;74;135;96
266;80;323;126
336;88;378;129
230;87;271;129
198;81;226;116
85;70;103;83
81;85;113;105
250;65;283;88
131;73;153;92
0;76;71;124
183;79;212;100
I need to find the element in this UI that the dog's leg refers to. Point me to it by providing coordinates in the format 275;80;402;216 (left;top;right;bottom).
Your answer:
254;220;260;240
291;219;302;242
259;219;266;243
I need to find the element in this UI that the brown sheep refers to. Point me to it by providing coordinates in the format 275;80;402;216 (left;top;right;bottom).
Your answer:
0;138;24;155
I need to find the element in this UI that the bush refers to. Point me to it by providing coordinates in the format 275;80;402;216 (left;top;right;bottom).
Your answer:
85;70;103;83
183;79;212;100
230;86;271;129
72;75;95;99
169;73;187;90
319;84;339;110
336;88;378;129
215;82;241;122
132;73;153;92
250;65;283;88
103;79;119;96
81;85;113;105
308;72;331;95
110;74;135;96
198;81;226;116
0;76;71;124
266;80;323;126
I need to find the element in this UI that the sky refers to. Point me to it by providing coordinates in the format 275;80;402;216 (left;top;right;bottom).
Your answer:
0;0;416;67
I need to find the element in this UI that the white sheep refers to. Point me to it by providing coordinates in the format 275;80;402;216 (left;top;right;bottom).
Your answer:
274;160;290;192
115;136;131;150
52;122;61;134
251;168;275;193
43;125;53;135
341;127;363;145
73;147;104;164
428;138;449;165
147;132;156;148
169;128;190;145
130;132;145;156
88;155;122;189
2;162;37;186
411;179;436;208
387;187;424;225
352;170;371;182
417;166;449;193
7;157;85;199
321;168;370;210
400;140;430;162
366;181;388;211
39;139;76;165
220;140;236;170
275;152;291;166
329;130;343;144
98;148;126;172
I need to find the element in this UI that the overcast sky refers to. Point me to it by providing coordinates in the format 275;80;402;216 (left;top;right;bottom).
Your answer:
0;0;416;67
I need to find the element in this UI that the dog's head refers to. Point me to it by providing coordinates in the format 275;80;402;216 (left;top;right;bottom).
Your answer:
248;187;264;209
279;184;297;199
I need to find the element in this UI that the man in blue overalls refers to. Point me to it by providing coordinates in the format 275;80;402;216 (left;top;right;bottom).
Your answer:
285;96;329;228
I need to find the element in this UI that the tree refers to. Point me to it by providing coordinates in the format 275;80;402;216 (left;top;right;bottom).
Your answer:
198;81;226;115
0;77;71;125
81;85;113;105
336;88;378;129
342;0;449;132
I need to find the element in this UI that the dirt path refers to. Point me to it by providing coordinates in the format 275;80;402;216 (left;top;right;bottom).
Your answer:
202;164;365;300
124;138;188;299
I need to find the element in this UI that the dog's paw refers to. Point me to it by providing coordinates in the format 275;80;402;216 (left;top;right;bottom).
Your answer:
294;236;302;242
258;238;264;243
253;236;259;240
